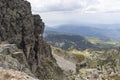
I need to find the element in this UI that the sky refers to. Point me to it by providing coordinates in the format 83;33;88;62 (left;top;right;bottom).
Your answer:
27;0;120;27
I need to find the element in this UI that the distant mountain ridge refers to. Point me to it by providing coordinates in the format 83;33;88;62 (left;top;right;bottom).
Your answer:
45;24;120;40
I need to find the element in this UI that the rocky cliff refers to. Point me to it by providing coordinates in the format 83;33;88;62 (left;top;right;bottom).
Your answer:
0;0;64;80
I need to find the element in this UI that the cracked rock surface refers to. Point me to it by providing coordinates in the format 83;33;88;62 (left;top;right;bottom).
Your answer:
0;0;64;80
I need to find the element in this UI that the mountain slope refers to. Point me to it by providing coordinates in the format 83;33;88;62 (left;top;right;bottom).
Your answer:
45;34;95;50
44;31;119;50
52;52;76;73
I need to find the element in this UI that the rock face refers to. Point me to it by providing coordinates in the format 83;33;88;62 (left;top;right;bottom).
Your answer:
0;69;39;80
0;0;64;80
0;44;34;76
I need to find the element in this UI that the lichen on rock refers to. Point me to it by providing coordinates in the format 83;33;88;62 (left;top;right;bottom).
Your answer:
0;69;39;80
0;0;64;80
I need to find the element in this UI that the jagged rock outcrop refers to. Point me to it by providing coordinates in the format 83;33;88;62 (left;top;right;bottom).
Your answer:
0;0;64;80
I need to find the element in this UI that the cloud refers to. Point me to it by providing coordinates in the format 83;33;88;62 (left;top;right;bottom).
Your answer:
27;0;99;13
27;0;120;13
33;2;81;12
27;0;120;26
85;0;120;13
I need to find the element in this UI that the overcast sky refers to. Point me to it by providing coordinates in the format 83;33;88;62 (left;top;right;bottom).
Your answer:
27;0;120;27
